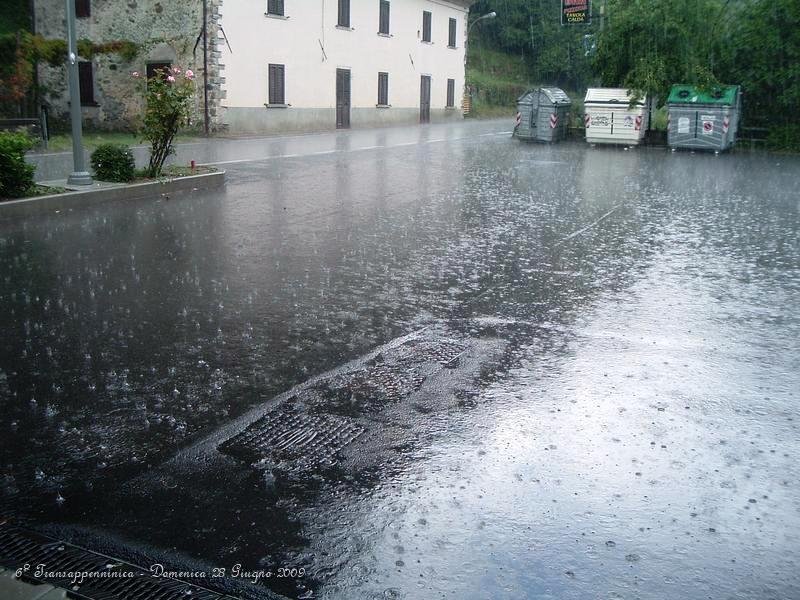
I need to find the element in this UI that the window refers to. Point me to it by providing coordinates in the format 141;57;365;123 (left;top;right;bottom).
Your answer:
448;17;457;47
267;0;284;16
338;0;350;27
422;11;432;42
75;0;90;18
378;0;390;35
268;63;285;105
146;61;171;82
78;61;95;105
378;72;389;106
446;78;455;108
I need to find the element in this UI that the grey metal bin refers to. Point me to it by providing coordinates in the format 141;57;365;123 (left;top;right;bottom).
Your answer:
667;84;742;152
514;87;572;143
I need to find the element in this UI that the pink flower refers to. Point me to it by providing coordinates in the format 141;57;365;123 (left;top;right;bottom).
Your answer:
131;71;140;78
184;70;194;80
171;66;181;74
167;75;176;82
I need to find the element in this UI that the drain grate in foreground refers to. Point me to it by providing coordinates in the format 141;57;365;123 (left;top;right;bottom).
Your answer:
0;522;235;600
218;408;364;468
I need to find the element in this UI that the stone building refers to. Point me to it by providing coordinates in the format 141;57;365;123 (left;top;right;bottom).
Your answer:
33;0;225;131
34;0;475;134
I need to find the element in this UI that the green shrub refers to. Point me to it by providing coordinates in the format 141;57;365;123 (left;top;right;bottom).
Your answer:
0;131;35;199
766;124;800;153
90;143;135;182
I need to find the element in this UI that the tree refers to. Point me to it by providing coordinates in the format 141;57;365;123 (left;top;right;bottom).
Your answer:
470;0;597;90
722;0;800;127
593;0;727;105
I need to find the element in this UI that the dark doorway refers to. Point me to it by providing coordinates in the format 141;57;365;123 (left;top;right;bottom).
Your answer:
336;69;351;129
420;75;431;123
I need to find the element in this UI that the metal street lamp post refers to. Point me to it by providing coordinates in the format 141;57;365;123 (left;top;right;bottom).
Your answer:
467;10;497;40
65;0;92;186
464;11;496;114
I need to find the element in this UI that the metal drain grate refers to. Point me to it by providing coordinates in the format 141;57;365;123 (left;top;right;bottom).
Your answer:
317;337;468;413
218;335;467;468
0;523;234;600
218;408;364;468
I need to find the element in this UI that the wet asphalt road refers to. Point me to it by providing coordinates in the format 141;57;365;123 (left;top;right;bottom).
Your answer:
1;119;800;600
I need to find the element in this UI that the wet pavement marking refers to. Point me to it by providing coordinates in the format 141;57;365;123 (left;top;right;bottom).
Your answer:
555;204;622;246
197;132;510;167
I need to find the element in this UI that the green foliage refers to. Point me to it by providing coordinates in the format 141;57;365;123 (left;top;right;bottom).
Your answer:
90;143;135;182
721;0;800;127
1;32;139;109
594;0;726;105
593;0;799;145
469;0;597;91
137;67;195;178
0;131;35;198
467;47;528;110
766;124;800;153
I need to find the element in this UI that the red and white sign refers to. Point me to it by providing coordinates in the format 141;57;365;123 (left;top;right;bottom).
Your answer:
584;114;590;128
515;112;521;127
723;116;730;134
635;115;643;131
701;114;716;135
550;113;559;129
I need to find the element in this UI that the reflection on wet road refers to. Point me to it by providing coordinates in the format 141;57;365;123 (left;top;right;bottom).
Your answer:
1;120;799;599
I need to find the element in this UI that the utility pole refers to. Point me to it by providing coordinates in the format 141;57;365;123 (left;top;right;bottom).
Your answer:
65;0;91;186
202;0;210;136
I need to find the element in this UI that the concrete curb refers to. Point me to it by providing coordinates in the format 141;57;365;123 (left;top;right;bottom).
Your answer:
0;171;225;219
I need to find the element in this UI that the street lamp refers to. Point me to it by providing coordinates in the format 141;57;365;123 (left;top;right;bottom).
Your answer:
464;11;496;113
64;0;92;186
467;11;497;38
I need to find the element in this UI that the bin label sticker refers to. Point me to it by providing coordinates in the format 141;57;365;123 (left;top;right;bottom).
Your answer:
678;117;690;134
702;115;715;135
591;114;610;127
623;115;634;128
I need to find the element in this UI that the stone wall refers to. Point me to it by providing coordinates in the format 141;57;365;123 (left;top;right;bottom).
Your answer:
34;0;225;131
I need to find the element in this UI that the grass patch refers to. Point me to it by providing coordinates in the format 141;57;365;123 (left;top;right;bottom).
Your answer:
42;132;202;153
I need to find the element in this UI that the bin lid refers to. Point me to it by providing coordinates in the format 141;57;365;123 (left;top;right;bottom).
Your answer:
668;84;739;105
540;87;572;106
517;90;536;104
584;88;647;105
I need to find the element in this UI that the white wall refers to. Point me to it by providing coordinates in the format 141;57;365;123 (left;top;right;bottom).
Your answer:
220;0;471;127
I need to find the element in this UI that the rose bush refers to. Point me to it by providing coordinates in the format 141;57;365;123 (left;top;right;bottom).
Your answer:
136;66;195;178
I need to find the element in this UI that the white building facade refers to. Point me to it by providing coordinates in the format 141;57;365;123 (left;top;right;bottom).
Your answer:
220;0;474;134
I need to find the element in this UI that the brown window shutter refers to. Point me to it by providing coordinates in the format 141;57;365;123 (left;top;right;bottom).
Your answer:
378;72;389;105
78;61;94;105
379;0;390;34
422;11;431;42
338;0;350;27
269;64;285;105
75;0;90;18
